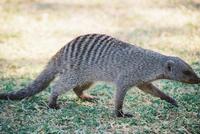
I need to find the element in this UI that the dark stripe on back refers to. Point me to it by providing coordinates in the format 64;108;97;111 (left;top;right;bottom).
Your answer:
74;34;94;59
92;36;113;64
88;36;111;63
79;34;104;64
75;34;95;59
98;41;115;65
84;35;108;64
63;42;70;61
69;36;85;59
57;46;66;66
67;35;85;61
76;34;97;65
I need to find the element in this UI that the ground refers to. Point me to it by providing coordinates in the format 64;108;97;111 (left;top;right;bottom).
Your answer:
0;0;200;133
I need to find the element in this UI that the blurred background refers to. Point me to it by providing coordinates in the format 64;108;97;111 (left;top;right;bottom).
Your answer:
0;0;200;133
0;0;200;77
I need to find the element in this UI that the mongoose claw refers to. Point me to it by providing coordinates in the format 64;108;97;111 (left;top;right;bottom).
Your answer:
116;111;133;118
48;103;60;110
80;94;97;101
165;97;178;107
123;113;133;118
171;100;178;107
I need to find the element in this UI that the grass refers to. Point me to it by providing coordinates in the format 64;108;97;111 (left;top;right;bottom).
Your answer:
0;0;200;133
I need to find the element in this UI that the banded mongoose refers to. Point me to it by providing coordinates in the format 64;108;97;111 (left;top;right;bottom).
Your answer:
0;34;200;117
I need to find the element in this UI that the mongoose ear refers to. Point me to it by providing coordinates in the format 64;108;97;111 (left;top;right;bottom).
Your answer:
165;60;175;72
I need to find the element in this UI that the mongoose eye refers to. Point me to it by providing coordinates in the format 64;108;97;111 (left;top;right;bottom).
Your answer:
183;70;192;75
167;65;172;72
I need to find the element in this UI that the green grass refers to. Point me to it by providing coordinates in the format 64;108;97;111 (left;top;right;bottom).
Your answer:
0;0;200;133
0;65;200;133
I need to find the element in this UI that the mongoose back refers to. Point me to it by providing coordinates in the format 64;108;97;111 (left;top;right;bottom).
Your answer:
0;34;200;117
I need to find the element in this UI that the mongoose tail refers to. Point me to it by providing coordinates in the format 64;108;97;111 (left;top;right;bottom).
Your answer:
0;62;57;100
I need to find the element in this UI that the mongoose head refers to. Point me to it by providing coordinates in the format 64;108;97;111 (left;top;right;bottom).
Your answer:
164;57;200;84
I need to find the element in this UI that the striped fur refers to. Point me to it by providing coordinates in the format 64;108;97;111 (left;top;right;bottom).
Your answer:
0;34;199;117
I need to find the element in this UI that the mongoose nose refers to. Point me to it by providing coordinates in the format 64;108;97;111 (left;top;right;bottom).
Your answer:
195;77;200;84
188;77;200;84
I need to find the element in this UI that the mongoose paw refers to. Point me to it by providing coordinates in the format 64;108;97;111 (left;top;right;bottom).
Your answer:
123;113;133;118
166;97;178;107
48;103;60;110
171;101;178;107
116;111;133;118
80;94;97;100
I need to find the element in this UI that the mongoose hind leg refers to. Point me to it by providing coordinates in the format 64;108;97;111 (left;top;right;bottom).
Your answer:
137;83;178;107
48;81;67;109
48;92;60;109
73;82;96;100
48;73;82;109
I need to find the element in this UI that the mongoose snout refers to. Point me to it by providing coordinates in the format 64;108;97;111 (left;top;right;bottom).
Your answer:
180;70;200;84
187;77;200;84
0;34;199;118
164;57;200;85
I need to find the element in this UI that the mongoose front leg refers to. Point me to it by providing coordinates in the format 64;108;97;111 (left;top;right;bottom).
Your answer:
137;83;178;107
73;82;96;100
115;84;133;118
